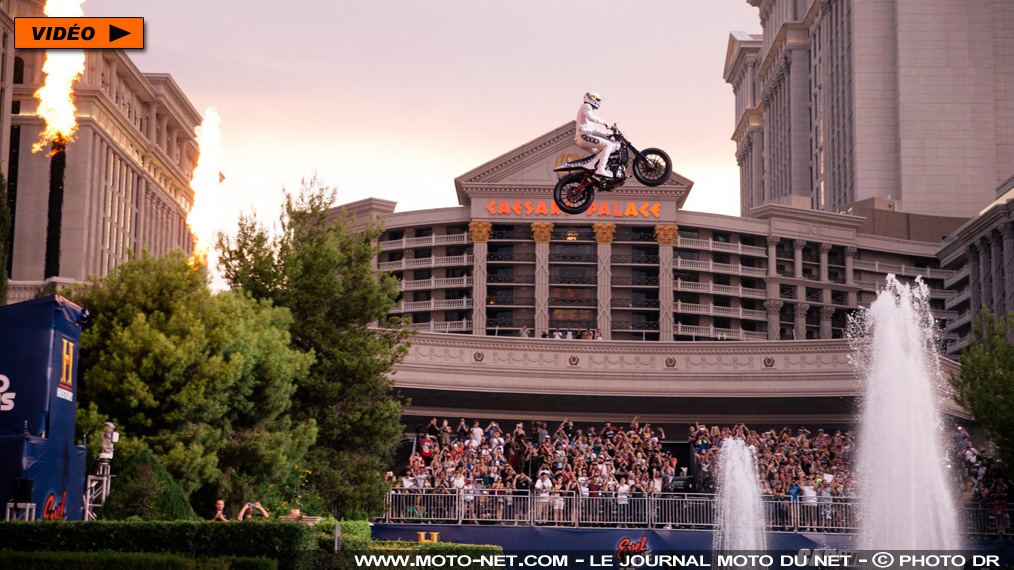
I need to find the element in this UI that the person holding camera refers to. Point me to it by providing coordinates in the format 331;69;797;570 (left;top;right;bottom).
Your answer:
237;501;270;521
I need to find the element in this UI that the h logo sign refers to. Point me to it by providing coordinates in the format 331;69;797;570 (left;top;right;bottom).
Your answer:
417;532;440;543
60;339;74;388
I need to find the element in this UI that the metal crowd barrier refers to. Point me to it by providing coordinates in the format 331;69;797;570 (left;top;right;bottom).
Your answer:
384;489;1012;537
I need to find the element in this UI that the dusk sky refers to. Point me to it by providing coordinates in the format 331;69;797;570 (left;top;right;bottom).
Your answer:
87;0;761;234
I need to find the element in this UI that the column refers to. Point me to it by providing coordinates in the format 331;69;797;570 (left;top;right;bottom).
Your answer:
794;303;809;340
656;225;679;341
766;236;779;277
845;246;857;306
532;222;554;336
991;232;1004;316
844;246;856;284
1002;223;1014;313
158;115;168;148
819;243;831;282
968;244;981;313
764;300;783;341
979;238;992;311
793;240;805;279
469;222;492;335
147;109;157;141
593;223;616;339
820;306;835;339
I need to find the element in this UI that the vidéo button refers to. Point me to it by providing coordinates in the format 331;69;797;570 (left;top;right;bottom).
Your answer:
14;17;144;49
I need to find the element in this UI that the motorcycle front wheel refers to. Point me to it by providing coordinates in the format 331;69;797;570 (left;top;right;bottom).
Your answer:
633;148;673;187
553;173;595;215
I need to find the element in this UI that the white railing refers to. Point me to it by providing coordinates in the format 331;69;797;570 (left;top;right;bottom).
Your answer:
379;254;474;272
945;288;970;310
408;320;472;333
945;311;972;332
380;233;470;251
390;298;473;313
852;259;955;280
672;279;767;299
674;258;767;277
675;237;768;257
671;300;767;321
400;276;473;291
947;334;970;354
943;265;970;288
383;489;1008;536
673;323;768;341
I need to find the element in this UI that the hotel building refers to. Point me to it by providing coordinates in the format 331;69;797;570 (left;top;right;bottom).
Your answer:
339;124;975;425
724;0;1014;219
3;1;201;302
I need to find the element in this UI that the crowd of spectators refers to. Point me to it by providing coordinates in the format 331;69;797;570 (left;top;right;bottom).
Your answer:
953;427;1008;522
390;417;1008;530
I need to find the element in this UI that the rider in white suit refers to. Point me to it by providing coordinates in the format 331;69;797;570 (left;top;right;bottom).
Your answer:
574;92;617;178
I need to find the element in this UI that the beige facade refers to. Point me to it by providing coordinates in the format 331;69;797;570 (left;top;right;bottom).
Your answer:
338;123;961;347
5;37;200;302
725;0;1014;219
395;332;967;425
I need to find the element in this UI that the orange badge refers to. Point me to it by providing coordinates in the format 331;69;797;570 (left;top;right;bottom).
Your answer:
15;17;144;49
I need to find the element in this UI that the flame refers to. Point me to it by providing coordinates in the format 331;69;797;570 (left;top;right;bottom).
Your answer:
33;0;87;153
187;108;223;270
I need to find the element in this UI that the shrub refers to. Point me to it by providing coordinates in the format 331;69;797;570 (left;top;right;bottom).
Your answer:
102;449;199;521
0;550;277;570
0;520;315;569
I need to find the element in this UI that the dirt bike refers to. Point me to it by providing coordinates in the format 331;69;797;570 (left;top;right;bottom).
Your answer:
552;125;672;215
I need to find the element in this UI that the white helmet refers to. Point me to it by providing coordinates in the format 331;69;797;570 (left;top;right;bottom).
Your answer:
584;91;602;109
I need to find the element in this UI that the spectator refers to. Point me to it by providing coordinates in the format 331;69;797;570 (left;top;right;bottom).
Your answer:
209;499;230;522
520;325;530;338
238;501;269;521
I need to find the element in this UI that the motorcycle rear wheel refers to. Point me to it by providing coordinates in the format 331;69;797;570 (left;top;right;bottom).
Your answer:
553;173;596;215
633;148;672;187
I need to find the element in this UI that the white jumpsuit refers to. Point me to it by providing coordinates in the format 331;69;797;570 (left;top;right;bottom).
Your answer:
574;102;616;177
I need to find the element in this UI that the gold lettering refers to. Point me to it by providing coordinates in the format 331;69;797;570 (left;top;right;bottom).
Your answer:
60;339;74;387
486;200;497;215
625;203;638;217
599;202;611;216
524;200;533;215
417;532;440;543
650;203;662;218
535;201;549;215
497;201;510;215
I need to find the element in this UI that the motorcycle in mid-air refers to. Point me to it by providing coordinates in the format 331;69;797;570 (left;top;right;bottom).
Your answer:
552;125;672;215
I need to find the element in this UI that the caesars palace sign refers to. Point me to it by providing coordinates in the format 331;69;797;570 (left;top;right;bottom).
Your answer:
481;198;664;219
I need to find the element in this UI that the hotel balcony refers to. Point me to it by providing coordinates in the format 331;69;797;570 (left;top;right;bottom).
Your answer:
379;233;470;251
409;320;472;333
400;276;473;291
851;260;954;280
676;237;768;257
389;298;473;313
378;254;473;272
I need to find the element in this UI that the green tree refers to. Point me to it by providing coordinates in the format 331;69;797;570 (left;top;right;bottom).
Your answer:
0;173;10;305
101;448;199;521
68;250;317;508
952;307;1014;469
217;177;411;517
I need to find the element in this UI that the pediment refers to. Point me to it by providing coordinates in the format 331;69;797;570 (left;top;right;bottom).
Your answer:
455;123;694;209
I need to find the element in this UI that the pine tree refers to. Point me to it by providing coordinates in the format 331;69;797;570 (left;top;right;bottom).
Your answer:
217;177;411;516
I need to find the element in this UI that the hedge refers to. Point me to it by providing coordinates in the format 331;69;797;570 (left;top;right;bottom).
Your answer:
0;550;277;570
0;521;315;569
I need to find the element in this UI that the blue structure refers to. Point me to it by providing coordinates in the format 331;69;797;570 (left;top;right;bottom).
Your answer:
0;295;87;520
